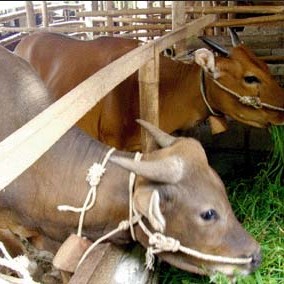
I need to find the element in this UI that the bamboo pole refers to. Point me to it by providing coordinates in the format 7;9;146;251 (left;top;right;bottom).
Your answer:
0;15;215;39
106;1;113;36
25;1;36;28
227;1;235;35
0;23;172;33
147;1;154;39
116;31;163;39
212;1;221;36
91;1;99;36
49;21;86;27
208;14;284;28
227;1;235;20
1;5;283;26
91;17;172;24
76;6;284;18
41;1;48;27
92;1;98;11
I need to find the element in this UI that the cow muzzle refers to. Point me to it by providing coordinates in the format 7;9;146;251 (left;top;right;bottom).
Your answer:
208;251;261;277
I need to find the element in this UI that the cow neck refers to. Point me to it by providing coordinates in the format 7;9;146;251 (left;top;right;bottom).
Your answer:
72;150;252;273
199;69;222;117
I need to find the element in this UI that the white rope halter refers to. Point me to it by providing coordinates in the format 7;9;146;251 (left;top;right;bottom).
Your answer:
57;149;252;273
200;69;284;115
58;147;116;237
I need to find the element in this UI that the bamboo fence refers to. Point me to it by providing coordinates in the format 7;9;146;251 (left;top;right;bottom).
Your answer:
1;2;284;42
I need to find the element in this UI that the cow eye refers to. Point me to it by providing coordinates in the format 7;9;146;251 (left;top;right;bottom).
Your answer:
200;209;218;221
244;75;260;84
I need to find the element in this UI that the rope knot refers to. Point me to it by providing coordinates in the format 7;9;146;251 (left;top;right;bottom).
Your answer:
239;96;262;109
86;163;106;186
118;220;130;231
149;233;180;252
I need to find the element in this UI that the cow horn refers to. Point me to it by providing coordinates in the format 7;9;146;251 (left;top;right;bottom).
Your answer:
110;155;183;184
228;27;241;47
199;36;230;57
136;119;176;148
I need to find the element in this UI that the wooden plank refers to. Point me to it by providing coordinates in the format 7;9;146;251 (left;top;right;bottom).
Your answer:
208;14;284;28
116;31;163;39
185;5;284;15
139;51;160;152
49;20;86;27
77;7;171;17
0;23;172;33
172;1;187;54
69;243;115;284
0;42;154;190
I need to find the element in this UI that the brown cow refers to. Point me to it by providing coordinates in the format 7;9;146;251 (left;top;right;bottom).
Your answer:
14;32;284;151
0;46;260;279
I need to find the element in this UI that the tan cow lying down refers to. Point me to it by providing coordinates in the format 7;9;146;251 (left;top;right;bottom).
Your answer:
14;30;284;151
0;46;260;281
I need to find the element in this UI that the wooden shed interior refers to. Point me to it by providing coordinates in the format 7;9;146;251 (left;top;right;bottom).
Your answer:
0;1;283;283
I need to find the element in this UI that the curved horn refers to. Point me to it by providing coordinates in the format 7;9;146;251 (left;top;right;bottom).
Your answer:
110;155;183;184
199;36;229;57
136;119;176;148
228;27;241;47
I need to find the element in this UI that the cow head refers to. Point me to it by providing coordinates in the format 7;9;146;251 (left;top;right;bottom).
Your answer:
195;29;284;127
111;120;261;277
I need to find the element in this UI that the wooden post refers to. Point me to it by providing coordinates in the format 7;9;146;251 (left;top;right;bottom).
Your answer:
212;1;221;35
202;1;214;35
139;50;160;152
172;1;186;54
228;1;235;20
159;1;165;36
124;1;128;9
41;1;48;28
91;1;99;36
147;1;154;40
25;1;36;29
106;1;113;36
227;1;235;35
92;1;98;12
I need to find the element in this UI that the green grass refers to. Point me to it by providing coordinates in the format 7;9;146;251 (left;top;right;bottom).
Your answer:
158;126;284;284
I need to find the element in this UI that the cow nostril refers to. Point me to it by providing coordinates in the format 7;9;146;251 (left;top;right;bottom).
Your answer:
251;252;262;269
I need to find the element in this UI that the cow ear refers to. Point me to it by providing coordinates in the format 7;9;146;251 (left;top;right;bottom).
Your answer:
194;48;220;79
134;189;166;233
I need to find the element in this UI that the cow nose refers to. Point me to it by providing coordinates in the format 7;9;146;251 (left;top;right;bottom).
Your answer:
250;252;262;270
